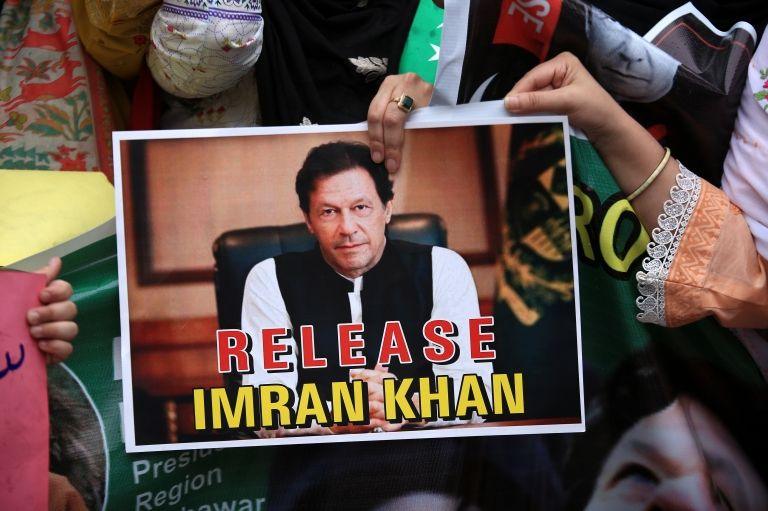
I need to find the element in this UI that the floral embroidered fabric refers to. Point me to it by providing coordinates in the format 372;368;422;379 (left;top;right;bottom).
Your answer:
0;0;113;174
722;30;768;260
635;162;702;325
755;66;767;110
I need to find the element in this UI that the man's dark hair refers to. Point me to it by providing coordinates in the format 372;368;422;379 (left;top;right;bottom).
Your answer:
295;141;394;213
49;365;106;511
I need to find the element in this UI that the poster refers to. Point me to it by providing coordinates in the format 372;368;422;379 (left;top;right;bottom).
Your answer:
3;1;764;508
113;111;585;452
11;229;273;511
0;270;48;511
429;1;768;509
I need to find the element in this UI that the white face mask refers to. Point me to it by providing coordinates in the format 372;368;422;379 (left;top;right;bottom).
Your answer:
147;0;264;99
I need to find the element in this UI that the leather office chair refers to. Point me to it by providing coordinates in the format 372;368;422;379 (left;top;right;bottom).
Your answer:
212;213;447;332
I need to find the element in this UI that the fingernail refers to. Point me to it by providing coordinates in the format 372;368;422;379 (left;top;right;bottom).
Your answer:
38;341;49;350
372;151;382;163
505;95;520;111
30;326;43;338
40;290;50;301
385;159;398;172
28;310;39;324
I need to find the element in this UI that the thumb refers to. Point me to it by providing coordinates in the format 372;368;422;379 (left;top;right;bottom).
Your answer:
374;363;389;373
504;88;570;116
35;256;61;285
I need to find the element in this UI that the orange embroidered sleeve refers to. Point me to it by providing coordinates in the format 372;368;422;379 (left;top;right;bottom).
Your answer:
636;164;768;328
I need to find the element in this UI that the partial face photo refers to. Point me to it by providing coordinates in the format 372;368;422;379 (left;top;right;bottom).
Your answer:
586;397;768;511
304;166;393;279
586;8;679;103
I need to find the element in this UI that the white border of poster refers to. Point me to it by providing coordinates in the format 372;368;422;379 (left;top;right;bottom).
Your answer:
114;101;585;453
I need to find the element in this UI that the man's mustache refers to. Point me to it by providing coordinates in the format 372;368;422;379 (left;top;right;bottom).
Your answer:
335;237;368;248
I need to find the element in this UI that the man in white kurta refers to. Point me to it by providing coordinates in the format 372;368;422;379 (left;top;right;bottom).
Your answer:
241;141;493;434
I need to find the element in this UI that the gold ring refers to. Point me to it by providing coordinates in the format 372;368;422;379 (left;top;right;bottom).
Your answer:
391;93;415;113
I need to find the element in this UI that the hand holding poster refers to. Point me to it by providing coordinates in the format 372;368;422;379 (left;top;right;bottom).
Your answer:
115;110;585;451
431;2;768;509
0;270;48;510
435;0;756;182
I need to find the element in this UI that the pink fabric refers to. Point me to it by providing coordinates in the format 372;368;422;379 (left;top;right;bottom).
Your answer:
0;271;48;511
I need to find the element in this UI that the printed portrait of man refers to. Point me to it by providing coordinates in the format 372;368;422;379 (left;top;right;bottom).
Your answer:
48;365;106;511
240;140;493;435
564;344;768;510
584;4;679;103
